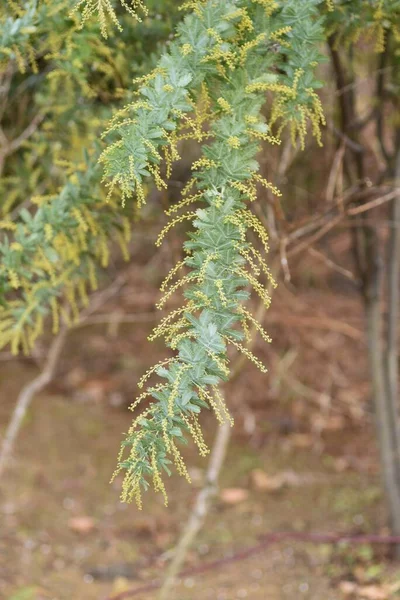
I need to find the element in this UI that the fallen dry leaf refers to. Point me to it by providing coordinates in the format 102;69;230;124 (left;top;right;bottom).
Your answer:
220;488;249;504
333;457;351;473
250;469;317;492
338;582;388;600
68;516;96;534
358;586;388;600
250;469;284;492
338;581;358;596
78;378;114;403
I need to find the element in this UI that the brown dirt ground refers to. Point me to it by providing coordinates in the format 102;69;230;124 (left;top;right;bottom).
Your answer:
1;241;400;600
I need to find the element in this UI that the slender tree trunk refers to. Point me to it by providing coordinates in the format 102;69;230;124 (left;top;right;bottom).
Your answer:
365;235;400;541
380;147;400;545
329;39;400;545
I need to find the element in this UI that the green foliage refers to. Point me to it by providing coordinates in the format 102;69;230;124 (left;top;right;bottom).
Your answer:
1;0;400;509
0;151;130;353
103;0;326;507
325;0;400;51
0;0;181;352
72;0;148;38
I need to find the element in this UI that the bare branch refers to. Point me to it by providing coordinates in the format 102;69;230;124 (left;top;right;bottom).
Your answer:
0;326;68;478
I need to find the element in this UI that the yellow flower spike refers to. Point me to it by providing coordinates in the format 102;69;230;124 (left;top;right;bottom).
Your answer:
169;329;196;349
77;280;89;307
137;357;179;389
167;364;190;417
71;0;147;38
0;220;17;231
245;81;293;95
215;279;228;306
212;386;234;426
239;33;267;65
237;306;272;344
129;384;169;413
27;44;38;74
66;285;80;322
251;0;278;16
117;232;130;262
271;26;292;41
217;97;233;113
198;252;219;282
50;297;59;334
163;317;192;344
242;315;252;344
234;266;272;308
165;192;204;216
238;11;254;35
192;291;212;307
170;441;192;482
198;388;224;424
206;27;223;45
226;336;268;374
98;235;110;268
142;138;163;162
8;269;20;289
246;244;276;282
148;305;193;342
30;314;44;347
206;349;230;377
227;136;241;149
252;173;282;197
239;209;271;254
128;407;154;435
161;419;172;454
192;157;218;171
155;211;197;248
88;260;98;291
181;177;197;197
7;0;23;15
72;208;89;232
160;259;187;292
151;447;168;506
181;413;209;457
237;245;261;277
230;180;257;202
147;164;167;192
199;387;233;426
44;224;53;242
180;43;193;56
12;45;25;73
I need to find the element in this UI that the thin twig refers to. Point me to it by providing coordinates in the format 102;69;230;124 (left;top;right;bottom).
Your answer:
347;189;399;216
267;312;363;341
158;418;232;600
0;272;130;477
325;142;345;206
4;113;44;155
0;326;68;478
72;312;159;328
307;247;357;282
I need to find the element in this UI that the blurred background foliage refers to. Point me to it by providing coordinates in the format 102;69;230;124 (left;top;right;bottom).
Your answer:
1;1;400;599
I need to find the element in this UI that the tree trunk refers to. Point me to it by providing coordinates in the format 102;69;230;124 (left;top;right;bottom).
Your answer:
329;38;400;546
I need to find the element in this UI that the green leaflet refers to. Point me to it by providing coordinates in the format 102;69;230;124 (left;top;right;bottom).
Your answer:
104;0;326;507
